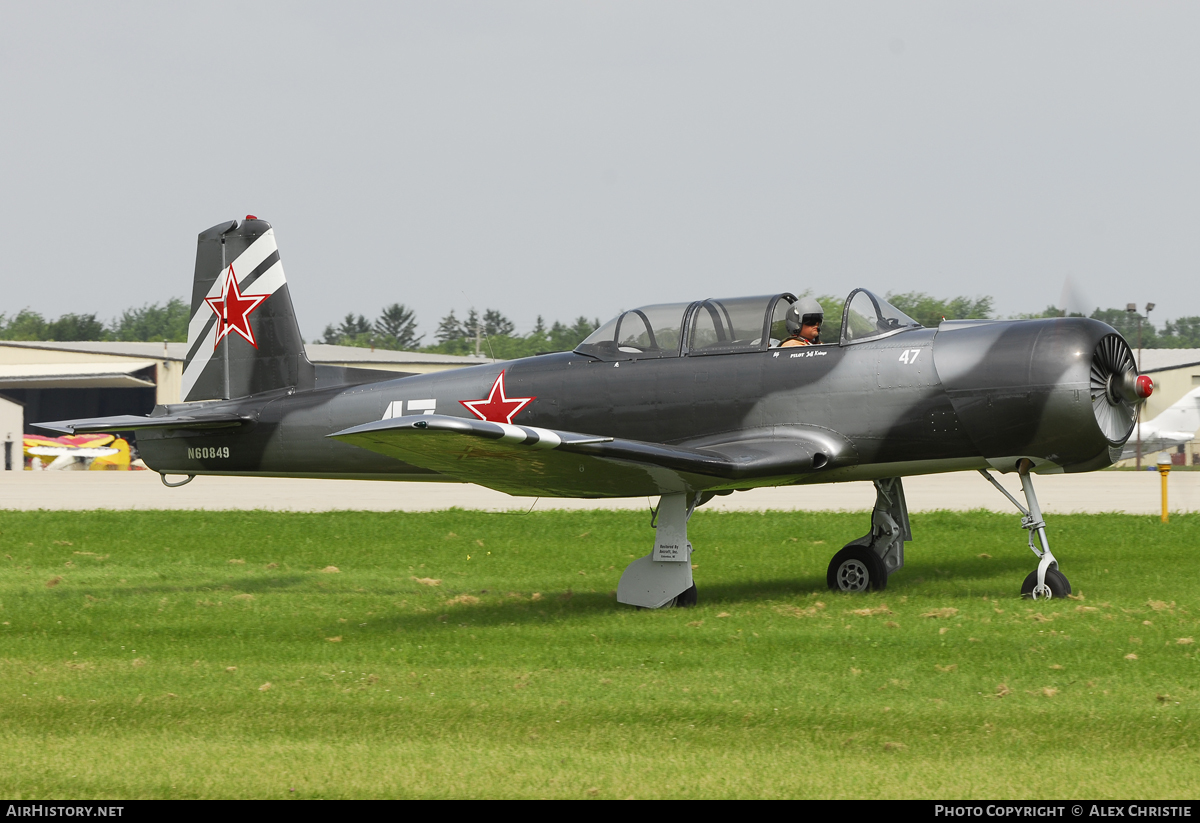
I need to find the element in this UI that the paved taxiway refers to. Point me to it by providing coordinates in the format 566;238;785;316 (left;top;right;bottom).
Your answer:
1;469;1196;515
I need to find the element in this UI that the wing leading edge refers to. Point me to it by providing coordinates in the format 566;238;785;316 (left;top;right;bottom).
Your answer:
330;414;853;497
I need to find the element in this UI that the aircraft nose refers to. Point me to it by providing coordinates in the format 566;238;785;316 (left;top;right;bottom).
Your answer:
935;319;1143;471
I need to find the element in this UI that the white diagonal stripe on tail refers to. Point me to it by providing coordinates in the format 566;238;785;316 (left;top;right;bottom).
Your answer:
240;259;286;298
180;346;214;403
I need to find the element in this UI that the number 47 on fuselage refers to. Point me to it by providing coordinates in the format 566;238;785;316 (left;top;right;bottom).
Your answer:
37;217;1153;608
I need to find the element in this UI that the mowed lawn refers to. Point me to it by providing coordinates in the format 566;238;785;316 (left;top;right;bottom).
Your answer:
0;508;1197;799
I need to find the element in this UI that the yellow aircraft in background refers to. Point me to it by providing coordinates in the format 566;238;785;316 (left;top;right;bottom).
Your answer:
23;433;131;471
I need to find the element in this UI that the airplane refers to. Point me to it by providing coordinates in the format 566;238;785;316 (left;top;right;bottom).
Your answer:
23;433;121;471
1119;385;1200;463
36;217;1154;606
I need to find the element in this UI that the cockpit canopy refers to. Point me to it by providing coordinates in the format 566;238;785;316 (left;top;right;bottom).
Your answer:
575;289;922;360
841;288;922;343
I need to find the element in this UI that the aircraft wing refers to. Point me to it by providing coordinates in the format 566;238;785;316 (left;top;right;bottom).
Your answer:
1118;431;1195;462
34;410;251;435
330;414;852;497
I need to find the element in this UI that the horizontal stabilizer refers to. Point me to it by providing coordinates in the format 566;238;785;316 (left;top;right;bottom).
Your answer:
330;415;848;497
34;411;250;436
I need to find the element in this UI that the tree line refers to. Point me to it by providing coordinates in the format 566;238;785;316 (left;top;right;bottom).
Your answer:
808;292;1200;349
5;293;1200;351
320;304;602;359
0;300;189;343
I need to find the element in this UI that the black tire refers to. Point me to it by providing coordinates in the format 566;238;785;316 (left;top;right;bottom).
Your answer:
669;584;698;608
827;545;887;593
1021;567;1071;600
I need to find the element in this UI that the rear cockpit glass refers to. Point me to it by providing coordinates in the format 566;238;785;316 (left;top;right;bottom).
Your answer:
841;289;922;343
576;293;799;360
575;302;691;360
687;295;783;355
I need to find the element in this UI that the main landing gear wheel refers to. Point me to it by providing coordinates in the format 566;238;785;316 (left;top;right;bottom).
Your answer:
827;546;887;593
669;584;698;608
1021;567;1071;600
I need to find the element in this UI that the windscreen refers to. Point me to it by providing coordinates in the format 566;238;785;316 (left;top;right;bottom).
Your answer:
841;289;922;343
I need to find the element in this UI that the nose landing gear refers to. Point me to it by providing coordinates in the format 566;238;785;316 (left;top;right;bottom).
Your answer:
979;460;1071;600
1020;567;1071;599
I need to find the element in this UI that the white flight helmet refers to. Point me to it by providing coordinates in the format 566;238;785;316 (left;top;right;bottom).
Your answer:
785;297;824;337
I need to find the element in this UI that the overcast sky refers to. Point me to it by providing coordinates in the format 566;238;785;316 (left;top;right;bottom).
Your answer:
2;1;1197;341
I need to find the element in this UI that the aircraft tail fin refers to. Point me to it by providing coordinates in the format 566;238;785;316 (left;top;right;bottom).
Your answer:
1147;385;1200;436
181;218;315;402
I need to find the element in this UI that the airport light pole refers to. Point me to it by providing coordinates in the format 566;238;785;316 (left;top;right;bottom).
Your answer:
1143;302;1154;370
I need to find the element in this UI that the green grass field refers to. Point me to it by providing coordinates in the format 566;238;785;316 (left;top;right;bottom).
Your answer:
1;508;1197;799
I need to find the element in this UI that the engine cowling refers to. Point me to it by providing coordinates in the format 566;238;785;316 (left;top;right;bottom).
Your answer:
932;318;1144;472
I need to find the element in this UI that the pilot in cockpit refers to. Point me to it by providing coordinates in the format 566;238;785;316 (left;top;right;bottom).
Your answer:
779;297;823;347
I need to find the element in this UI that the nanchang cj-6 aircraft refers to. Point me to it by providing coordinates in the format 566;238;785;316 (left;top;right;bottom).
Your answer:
39;218;1154;607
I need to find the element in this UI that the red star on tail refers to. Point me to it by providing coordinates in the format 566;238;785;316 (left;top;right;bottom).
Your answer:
205;265;268;349
460;370;535;424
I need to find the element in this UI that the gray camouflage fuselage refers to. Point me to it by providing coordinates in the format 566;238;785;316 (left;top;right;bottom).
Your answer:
134;315;1127;496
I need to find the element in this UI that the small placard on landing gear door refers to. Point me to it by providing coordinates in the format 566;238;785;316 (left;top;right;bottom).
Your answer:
653;541;690;562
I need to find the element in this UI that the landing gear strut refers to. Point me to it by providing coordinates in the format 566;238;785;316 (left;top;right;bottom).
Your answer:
979;460;1071;600
827;477;911;593
617;493;696;609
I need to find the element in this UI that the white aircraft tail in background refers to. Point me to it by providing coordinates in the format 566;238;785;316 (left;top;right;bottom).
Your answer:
1121;385;1200;462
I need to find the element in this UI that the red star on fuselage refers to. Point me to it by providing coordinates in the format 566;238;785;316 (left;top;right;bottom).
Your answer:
205;265;268;349
460;370;535;424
